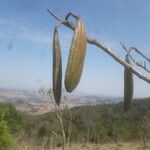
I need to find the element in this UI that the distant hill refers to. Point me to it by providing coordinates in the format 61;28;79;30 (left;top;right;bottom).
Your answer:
0;88;124;115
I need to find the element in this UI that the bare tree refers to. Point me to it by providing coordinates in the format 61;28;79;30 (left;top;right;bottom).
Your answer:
39;88;72;150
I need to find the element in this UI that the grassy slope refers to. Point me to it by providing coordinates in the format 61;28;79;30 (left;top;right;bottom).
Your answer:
1;97;150;149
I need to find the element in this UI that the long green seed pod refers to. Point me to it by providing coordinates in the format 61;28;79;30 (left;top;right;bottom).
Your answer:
53;28;62;105
65;18;87;92
124;54;134;111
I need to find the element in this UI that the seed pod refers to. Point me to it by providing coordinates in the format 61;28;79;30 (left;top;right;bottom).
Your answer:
124;54;134;111
53;28;62;105
65;18;87;92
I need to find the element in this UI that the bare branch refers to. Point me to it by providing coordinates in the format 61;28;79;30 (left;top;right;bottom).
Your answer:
49;129;62;140
88;39;150;84
47;10;150;84
129;47;150;63
47;9;62;22
47;9;75;30
135;62;150;73
65;12;79;20
120;42;129;54
63;94;72;148
121;43;150;73
55;105;66;149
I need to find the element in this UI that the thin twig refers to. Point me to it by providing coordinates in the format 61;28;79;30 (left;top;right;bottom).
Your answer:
129;47;150;63
121;43;150;73
120;42;129;54
47;9;75;30
49;90;66;150
55;105;66;149
65;12;79;20
47;9;62;22
135;62;150;73
64;94;72;149
49;129;62;140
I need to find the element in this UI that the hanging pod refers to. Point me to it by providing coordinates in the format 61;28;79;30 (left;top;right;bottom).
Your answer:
52;28;62;105
65;18;87;92
124;54;134;111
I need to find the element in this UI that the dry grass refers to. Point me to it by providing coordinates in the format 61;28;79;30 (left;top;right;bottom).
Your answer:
53;142;150;150
7;141;150;150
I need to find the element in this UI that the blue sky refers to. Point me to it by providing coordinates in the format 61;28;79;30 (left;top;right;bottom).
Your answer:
0;0;150;97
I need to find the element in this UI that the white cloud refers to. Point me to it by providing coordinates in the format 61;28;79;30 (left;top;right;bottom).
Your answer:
20;28;50;44
0;17;75;50
0;17;50;45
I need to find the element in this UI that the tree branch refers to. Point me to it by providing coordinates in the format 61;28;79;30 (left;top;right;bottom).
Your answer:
129;47;150;63
47;9;150;84
121;43;150;73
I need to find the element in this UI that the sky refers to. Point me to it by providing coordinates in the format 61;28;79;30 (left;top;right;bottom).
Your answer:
0;0;150;97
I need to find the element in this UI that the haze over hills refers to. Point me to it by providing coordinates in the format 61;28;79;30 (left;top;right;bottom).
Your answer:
0;88;147;115
0;88;124;115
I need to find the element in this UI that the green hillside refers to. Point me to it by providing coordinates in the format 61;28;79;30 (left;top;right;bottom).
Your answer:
0;98;150;149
